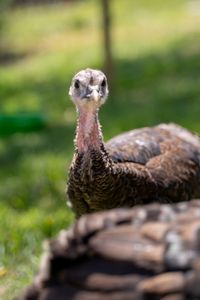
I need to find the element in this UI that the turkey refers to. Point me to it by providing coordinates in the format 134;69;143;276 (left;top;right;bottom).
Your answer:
16;199;200;300
67;68;200;217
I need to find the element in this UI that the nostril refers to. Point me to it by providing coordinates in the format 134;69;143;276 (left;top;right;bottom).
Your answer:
85;87;100;98
86;87;92;94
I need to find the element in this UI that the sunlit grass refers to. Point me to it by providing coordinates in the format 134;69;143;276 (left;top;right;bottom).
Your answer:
0;0;200;299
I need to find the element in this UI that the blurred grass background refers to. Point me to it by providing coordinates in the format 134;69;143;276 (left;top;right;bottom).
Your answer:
0;0;200;298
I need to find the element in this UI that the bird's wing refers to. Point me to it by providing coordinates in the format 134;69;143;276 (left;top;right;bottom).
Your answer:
17;200;200;300
105;126;164;164
105;123;200;165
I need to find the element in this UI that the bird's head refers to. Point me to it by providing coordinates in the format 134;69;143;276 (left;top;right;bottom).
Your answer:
69;68;109;111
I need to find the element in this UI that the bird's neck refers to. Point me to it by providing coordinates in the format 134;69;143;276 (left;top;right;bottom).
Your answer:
75;107;103;152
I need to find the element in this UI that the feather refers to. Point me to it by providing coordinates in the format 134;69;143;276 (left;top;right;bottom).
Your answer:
16;200;200;300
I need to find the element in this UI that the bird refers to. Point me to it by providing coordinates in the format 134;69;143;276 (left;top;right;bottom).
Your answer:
67;68;200;217
16;199;200;300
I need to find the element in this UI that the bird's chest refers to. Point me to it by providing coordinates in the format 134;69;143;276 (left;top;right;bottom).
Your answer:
68;151;108;202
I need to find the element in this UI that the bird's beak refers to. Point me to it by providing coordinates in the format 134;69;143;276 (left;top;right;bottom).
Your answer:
90;89;99;102
84;86;100;102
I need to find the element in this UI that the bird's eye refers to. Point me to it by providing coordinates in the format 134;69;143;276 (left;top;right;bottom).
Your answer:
74;80;80;89
101;78;106;87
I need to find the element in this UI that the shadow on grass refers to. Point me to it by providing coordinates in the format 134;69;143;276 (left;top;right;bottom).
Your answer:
0;33;200;210
0;124;74;168
0;50;30;66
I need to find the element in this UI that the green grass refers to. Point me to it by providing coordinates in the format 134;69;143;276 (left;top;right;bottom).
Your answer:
0;0;200;298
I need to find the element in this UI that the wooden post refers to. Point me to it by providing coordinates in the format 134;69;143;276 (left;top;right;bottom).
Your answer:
101;0;113;84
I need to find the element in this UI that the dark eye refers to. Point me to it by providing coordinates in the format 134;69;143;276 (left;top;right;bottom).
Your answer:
101;78;106;87
74;80;80;89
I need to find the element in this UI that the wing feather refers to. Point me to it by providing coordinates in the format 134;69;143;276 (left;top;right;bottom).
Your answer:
105;123;200;165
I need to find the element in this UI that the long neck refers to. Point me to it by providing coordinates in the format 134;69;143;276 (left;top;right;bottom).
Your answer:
75;107;103;152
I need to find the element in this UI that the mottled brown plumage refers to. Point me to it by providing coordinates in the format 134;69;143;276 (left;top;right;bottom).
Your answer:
16;199;200;300
67;69;200;217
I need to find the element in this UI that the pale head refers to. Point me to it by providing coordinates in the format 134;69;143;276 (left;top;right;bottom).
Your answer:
69;68;109;111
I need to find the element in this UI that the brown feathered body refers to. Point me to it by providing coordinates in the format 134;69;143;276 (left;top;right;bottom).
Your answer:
17;199;200;300
67;69;200;217
67;121;200;217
